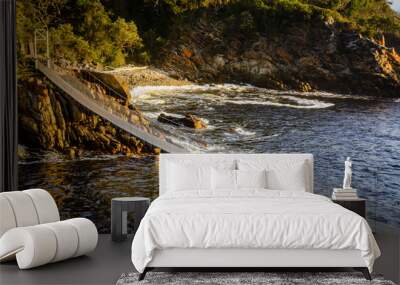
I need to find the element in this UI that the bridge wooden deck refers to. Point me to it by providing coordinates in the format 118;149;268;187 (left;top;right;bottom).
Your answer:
37;62;187;153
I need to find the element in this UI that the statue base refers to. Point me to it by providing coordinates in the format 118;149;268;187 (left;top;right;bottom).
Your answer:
332;188;358;200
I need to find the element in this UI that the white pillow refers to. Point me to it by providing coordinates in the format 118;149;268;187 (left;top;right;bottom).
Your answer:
266;162;307;191
212;168;237;191
167;162;212;192
236;169;267;189
238;159;307;191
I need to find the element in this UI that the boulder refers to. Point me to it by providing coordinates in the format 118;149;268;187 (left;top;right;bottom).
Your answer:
157;113;207;129
186;114;207;129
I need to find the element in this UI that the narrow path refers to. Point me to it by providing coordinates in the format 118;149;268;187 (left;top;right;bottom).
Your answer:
37;62;187;153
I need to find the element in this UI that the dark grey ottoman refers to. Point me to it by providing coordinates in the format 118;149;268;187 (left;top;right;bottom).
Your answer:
111;197;150;242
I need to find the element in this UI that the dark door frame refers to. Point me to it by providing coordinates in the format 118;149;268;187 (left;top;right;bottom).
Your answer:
0;0;18;192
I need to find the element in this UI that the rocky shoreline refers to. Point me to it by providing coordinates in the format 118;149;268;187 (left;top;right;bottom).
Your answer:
18;11;400;159
18;71;160;160
157;13;400;97
100;65;190;88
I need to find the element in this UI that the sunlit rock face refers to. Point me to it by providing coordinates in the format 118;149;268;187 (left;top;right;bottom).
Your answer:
18;75;157;157
157;11;400;97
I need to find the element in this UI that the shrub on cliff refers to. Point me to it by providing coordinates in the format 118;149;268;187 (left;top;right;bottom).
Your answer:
17;0;146;67
128;0;399;58
51;24;96;64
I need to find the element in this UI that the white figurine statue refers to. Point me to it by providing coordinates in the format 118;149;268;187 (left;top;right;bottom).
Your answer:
343;157;352;189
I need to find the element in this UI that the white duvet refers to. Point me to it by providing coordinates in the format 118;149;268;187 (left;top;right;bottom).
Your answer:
131;190;380;273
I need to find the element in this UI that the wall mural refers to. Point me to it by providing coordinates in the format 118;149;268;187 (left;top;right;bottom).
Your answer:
17;0;400;233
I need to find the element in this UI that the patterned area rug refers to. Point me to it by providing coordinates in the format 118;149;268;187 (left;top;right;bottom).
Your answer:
116;272;395;285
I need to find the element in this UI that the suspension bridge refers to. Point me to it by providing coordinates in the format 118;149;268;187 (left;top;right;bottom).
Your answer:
36;61;188;153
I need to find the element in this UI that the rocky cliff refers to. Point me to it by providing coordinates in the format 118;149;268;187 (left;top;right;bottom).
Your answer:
18;72;157;158
157;11;400;96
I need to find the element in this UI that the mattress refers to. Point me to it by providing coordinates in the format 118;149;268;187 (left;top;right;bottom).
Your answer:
131;190;380;273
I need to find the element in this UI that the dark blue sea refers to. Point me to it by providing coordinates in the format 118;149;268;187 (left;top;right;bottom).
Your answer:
19;84;400;232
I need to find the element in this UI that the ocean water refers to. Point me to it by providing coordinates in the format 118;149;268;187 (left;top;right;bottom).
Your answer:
19;84;400;232
132;84;400;227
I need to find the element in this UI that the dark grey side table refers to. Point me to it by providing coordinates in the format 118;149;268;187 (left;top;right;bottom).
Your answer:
332;198;366;218
111;197;150;242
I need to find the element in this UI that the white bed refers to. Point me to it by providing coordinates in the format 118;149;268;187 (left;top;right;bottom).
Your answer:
131;154;380;280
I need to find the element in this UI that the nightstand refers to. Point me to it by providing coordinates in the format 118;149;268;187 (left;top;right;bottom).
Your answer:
111;197;150;241
332;198;366;218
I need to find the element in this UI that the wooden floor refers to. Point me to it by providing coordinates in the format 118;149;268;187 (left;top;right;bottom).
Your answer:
1;223;399;285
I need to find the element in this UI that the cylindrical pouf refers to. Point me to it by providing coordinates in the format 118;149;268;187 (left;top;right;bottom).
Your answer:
0;218;98;269
65;218;98;257
0;196;17;237
23;189;60;224
0;192;39;227
0;226;57;269
42;221;79;262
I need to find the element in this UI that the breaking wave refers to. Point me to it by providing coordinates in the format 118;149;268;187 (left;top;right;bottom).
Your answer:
129;83;379;152
131;83;339;110
234;127;256;136
224;98;334;109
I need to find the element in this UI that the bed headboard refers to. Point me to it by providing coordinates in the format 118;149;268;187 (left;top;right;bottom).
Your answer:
159;153;314;195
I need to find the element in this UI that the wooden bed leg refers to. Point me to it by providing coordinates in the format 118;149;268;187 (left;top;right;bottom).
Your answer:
354;267;371;280
361;268;372;281
138;268;148;281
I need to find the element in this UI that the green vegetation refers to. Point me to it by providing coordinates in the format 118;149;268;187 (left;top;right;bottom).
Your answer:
112;0;399;56
17;0;400;67
134;0;399;35
17;0;146;67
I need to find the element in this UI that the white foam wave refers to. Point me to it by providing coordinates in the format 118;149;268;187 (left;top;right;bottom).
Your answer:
248;86;370;100
234;127;256;136
224;98;333;109
143;112;160;119
201;118;210;124
131;84;253;98
131;83;349;109
144;111;185;119
280;95;335;109
131;83;370;103
247;134;280;142
165;135;217;153
144;99;166;105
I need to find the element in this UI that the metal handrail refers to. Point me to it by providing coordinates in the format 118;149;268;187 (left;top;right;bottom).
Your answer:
38;60;209;152
36;61;189;153
81;70;126;100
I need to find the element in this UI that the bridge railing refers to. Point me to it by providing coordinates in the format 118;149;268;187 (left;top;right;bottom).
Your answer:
80;70;127;101
41;62;183;151
50;63;207;151
59;73;168;140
